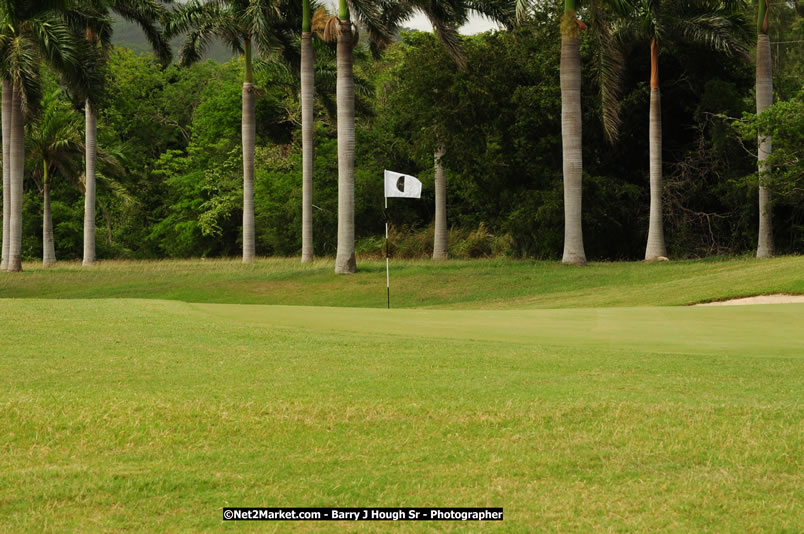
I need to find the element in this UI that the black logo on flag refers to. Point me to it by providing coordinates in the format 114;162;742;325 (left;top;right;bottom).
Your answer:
396;176;405;193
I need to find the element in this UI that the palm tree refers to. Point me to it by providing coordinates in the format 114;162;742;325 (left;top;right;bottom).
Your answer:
0;0;100;272
7;80;23;273
1;80;10;270
298;3;328;263
321;0;397;272
27;90;84;266
517;0;588;265
607;0;748;260
300;1;328;262
559;0;587;265
75;0;172;266
433;144;447;259
323;0;359;273
755;0;772;257
321;0;404;273
168;0;301;264
300;0;315;262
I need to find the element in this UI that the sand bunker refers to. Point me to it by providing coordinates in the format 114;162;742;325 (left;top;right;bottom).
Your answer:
696;294;804;306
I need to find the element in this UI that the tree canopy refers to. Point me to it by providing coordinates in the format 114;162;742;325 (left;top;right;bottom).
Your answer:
4;1;804;262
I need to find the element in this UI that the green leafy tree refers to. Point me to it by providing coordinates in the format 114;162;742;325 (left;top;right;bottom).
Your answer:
737;87;804;250
405;0;514;261
148;61;243;257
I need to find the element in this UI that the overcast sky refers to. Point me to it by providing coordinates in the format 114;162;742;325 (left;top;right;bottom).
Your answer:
405;12;499;34
324;3;499;35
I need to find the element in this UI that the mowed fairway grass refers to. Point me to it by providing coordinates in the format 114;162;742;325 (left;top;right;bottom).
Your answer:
1;256;803;532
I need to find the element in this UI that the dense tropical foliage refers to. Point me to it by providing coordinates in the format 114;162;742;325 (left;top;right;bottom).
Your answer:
1;1;802;266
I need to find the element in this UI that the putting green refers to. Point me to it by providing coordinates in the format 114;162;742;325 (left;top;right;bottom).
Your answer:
186;300;804;356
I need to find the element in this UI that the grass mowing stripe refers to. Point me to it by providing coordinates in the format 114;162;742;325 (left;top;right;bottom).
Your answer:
1;299;802;531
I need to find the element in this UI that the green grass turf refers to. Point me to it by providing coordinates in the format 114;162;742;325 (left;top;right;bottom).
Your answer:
0;255;802;308
1;297;802;532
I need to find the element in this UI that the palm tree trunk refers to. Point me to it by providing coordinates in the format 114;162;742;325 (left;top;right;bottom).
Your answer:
560;31;586;265
242;40;256;264
433;144;448;260
334;20;356;274
645;39;666;260
301;31;315;263
756;31;773;258
7;87;24;272
1;80;11;270
83;98;97;266
43;164;56;266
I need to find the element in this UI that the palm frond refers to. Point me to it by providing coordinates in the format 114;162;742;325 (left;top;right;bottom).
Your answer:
322;15;339;42
311;6;330;37
178;26;217;65
347;0;395;47
59;6;114;48
669;8;749;56
28;14;81;72
591;0;626;143
3;32;43;115
465;0;515;29
255;55;294;85
167;0;242;65
514;0;530;23
403;0;468;67
27;89;84;183
112;0;173;65
248;0;303;63
431;19;466;68
16;0;73;21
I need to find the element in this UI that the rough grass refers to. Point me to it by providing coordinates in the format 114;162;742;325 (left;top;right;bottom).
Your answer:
1;255;803;308
1;298;802;532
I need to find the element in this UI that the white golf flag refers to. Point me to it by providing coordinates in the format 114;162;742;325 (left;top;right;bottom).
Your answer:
384;170;422;199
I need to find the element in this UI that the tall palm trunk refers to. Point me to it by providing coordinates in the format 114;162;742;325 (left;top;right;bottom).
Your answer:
1;80;11;270
242;39;256;264
334;19;356;274
43;163;56;266
7;87;24;272
433;145;448;260
756;4;773;258
560;4;586;265
645;39;666;260
83;98;97;266
301;31;315;263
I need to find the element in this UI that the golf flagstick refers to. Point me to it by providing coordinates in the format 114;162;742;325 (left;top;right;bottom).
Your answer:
383;170;423;309
385;194;390;309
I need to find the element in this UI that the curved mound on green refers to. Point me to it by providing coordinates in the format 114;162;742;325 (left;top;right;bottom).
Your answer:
2;256;803;309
